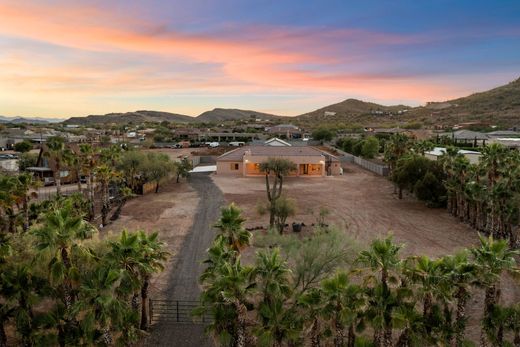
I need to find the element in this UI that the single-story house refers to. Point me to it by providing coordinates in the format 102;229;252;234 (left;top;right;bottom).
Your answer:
425;147;481;164
216;146;342;177
266;124;302;139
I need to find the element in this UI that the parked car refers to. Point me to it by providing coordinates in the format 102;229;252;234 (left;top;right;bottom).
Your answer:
229;141;245;147
206;142;220;148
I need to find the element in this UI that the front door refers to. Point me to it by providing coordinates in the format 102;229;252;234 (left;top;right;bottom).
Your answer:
300;164;309;175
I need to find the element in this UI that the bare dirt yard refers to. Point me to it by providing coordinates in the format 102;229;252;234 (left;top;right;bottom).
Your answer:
212;162;520;342
106;179;199;297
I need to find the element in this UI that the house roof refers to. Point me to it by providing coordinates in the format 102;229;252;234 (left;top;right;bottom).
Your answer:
425;147;481;156
441;130;489;140
265;137;292;146
218;145;336;161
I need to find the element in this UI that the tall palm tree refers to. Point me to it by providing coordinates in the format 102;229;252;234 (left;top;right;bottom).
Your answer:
136;231;169;331
32;202;96;311
0;175;19;233
14;173;40;232
213;203;251;255
439;252;477;347
95;164;119;226
321;272;366;347
73;265;129;346
44;136;66;196
470;235;518;347
79;144;98;220
198;257;255;347
255;298;300;347
298;288;324;347
357;236;402;347
253;248;291;305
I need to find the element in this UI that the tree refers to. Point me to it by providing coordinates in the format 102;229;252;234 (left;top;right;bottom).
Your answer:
110;186;134;221
357;236;402;347
79;144;98;220
312;127;334;142
144;153;172;193
214;203;251;254
14;173;40;232
44;136;66;196
361;136;380;159
259;158;297;228
253;248;291;305
14;141;32;153
174;157;192;183
470;235;518;347
95;164;119;226
258;195;296;234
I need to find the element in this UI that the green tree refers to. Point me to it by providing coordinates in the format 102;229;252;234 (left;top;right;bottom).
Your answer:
361;136;380;159
174;156;193;183
259;158;297;228
14;141;32;153
312;127;334;142
214;203;252;254
44;136;66;196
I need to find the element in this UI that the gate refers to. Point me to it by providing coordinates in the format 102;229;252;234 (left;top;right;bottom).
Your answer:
149;299;212;325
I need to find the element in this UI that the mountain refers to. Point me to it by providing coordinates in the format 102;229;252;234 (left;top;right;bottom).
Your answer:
296;99;411;125
64;110;193;125
0;115;63;124
297;77;520;127
195;108;283;122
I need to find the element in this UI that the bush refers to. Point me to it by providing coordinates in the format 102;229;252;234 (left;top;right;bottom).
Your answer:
352;141;363;156
312;127;334;142
361;136;379;159
14;140;32;153
414;171;446;207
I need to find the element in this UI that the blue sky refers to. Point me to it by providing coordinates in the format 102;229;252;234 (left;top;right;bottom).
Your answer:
0;0;519;117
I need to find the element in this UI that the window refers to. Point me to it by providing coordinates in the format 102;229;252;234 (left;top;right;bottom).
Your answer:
230;163;239;171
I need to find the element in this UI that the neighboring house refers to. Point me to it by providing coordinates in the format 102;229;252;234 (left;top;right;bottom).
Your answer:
267;124;302;139
0;153;19;172
216;146;342;177
264;138;292;147
488;137;520;150
425;147;481;164
26;144;80;185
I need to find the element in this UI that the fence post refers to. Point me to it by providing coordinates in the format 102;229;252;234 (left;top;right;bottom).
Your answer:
176;301;179;322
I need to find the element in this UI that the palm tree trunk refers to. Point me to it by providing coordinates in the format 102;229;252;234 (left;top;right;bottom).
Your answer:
55;162;62;196
155;181;160;193
383;325;392;347
480;285;497;347
347;324;355;347
101;327;113;346
140;277;150;331
454;287;468;347
373;329;382;347
333;317;344;347
101;183;109;226
310;318;321;347
23;198;29;232
395;328;409;347
88;173;95;220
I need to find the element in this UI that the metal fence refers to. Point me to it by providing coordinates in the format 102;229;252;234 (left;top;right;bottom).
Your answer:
149;299;212;325
326;145;389;176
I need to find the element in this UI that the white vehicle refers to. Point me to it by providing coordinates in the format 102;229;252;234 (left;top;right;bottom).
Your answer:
229;141;245;147
207;142;220;148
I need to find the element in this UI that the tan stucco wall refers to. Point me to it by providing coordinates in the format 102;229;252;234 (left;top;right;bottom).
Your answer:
216;161;243;175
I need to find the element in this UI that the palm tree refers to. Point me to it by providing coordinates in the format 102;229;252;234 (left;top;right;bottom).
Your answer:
95;164;119;226
357;236;402;347
439;252;477;347
253;248;291;306
32;202;96;311
44;136;66;196
0;175;19;233
198;257;255;347
321;272;366;347
255;298;300;347
73;265;129;346
79;144;97;220
259;158;297;228
213;203;251;254
470;235;518;347
110;186;134;221
14;173;40;232
298;288;324;347
136;231;169;331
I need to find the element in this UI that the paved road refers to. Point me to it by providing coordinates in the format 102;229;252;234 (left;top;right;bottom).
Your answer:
143;173;224;347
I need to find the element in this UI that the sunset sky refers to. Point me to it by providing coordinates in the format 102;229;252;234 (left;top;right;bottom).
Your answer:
1;0;519;118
